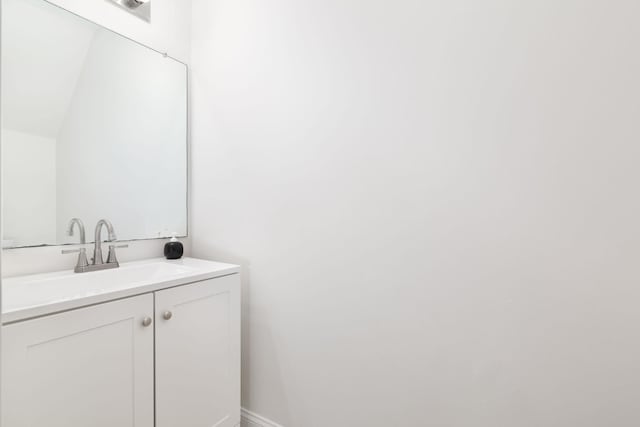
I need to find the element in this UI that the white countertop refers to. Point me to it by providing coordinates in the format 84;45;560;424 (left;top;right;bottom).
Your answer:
2;257;240;324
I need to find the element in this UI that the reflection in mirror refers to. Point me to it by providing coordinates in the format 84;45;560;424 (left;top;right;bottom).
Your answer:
1;0;188;248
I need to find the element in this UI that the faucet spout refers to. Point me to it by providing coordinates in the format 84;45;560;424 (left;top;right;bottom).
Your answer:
67;218;86;244
93;219;117;265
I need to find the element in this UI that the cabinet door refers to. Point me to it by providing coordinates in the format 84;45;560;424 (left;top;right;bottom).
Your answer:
155;275;241;427
1;294;155;427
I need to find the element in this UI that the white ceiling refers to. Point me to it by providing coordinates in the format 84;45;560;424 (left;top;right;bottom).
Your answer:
1;0;97;139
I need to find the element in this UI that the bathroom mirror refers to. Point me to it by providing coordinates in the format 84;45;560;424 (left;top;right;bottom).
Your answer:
1;0;188;248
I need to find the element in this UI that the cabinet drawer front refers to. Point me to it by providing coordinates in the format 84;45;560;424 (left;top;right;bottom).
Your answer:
155;274;241;427
1;294;155;427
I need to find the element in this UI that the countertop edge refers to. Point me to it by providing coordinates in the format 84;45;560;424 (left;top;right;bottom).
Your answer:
2;259;241;325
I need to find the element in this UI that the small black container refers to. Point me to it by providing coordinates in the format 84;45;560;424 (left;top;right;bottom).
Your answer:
164;233;184;260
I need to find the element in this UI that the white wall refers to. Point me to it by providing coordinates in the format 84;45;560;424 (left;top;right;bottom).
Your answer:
1;129;56;247
2;0;192;277
190;1;640;426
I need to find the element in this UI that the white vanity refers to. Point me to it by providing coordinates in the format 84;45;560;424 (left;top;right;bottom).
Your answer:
1;258;241;427
0;1;239;425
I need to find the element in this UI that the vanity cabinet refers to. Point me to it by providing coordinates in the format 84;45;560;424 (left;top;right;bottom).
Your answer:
2;294;155;427
1;274;240;427
155;275;241;427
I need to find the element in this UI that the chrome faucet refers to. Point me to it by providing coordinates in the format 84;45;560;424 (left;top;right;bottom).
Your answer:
61;218;90;273
93;219;117;265
62;218;127;273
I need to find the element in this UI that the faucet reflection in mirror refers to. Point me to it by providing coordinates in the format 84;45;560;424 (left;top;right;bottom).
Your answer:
63;218;89;272
62;218;128;273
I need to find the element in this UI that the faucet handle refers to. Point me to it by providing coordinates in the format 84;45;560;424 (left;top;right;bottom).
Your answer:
61;247;90;272
61;248;81;254
62;247;88;255
107;244;128;265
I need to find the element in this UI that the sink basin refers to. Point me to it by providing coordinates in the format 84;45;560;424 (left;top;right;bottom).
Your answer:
2;257;239;323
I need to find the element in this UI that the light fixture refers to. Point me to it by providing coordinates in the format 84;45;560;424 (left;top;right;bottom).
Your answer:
107;0;151;22
126;0;150;8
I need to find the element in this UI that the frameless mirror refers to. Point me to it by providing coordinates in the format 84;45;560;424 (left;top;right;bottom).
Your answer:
1;0;187;248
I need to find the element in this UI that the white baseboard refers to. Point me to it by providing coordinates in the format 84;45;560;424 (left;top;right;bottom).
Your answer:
241;408;284;427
